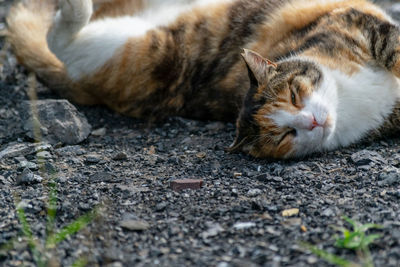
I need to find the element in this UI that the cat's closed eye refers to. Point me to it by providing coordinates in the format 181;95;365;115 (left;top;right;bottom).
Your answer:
290;90;296;106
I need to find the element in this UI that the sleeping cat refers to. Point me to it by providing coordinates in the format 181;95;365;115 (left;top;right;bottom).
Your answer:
5;0;400;159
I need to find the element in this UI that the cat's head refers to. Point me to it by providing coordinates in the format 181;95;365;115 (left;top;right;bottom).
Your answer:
229;49;337;159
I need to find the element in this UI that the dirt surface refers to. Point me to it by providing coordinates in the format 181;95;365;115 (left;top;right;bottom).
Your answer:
1;1;400;266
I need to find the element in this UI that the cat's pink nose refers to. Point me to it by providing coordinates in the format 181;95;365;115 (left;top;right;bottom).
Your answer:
310;117;321;130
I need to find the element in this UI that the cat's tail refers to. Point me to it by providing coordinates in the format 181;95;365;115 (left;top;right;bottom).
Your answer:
5;0;91;104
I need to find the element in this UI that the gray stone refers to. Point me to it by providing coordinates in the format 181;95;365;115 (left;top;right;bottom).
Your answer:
16;168;43;185
233;222;256;230
113;152;128;161
36;151;52;159
201;222;224;239
321;208;335;217
85;154;102;164
18;161;38;170
91;127;106;136
378;171;400;186
120;220;150;231
21;100;91;145
247;188;262;197
89;172;121;183
0;142;50;160
351;150;386;166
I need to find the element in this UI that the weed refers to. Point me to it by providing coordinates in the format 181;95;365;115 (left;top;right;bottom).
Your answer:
302;216;382;267
11;182;98;267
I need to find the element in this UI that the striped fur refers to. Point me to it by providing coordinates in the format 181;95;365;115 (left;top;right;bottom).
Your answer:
6;0;400;158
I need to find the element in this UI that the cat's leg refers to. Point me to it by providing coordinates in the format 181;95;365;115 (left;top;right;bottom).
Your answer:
47;0;93;59
47;0;154;81
364;16;400;78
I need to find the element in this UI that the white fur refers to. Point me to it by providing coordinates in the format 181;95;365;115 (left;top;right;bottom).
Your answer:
47;0;234;80
324;66;400;149
269;62;400;157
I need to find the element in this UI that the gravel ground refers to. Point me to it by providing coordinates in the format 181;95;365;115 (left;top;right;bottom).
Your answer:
1;1;400;266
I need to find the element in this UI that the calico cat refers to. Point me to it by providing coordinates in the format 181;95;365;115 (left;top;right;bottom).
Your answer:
5;0;400;159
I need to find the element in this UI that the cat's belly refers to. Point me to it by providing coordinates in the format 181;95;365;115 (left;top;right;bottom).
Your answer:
324;66;400;149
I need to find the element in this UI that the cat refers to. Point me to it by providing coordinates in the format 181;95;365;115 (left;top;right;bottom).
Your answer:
5;0;400;159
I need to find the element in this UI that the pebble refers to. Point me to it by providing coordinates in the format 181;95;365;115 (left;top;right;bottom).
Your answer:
16;168;43;185
351;150;386;166
196;152;207;159
233;222;256;230
201;223;224;239
85;154;102;164
378;172;399;186
113;152;128;161
89;172;120;183
282;208;299;217
0;142;50;159
120;220;150;231
247;188;262;197
91;127;106;136
55;145;86;156
321;208;335;217
18;161;38;170
36;151;52;159
170;179;203;191
155;202;168;212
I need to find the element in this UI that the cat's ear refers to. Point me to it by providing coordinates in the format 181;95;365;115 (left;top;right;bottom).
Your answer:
241;48;277;85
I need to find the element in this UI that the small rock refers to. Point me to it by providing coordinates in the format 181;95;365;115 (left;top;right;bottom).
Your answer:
21;100;91;145
113;152;128;161
321;208;335;217
307;256;318;264
0;142;50;159
36;151;52;159
16;168;43;185
282;218;302;227
85;154;102;164
120;220;150;231
18;161;38;170
196;152;207;159
233;222;256;230
378;172;400;186
201;222;224;239
247;189;262;197
55;145;86;156
155;202;168;212
89;172;120;183
91;127;106;136
170;179;203;192
351;150;385;166
282;208;299;217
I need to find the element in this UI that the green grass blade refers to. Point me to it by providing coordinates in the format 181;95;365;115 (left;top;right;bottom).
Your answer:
46;180;57;237
342;216;358;229
335;232;362;250
46;209;97;248
16;205;45;266
361;234;382;248
71;257;88;267
358;224;382;232
16;206;33;240
301;242;355;267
